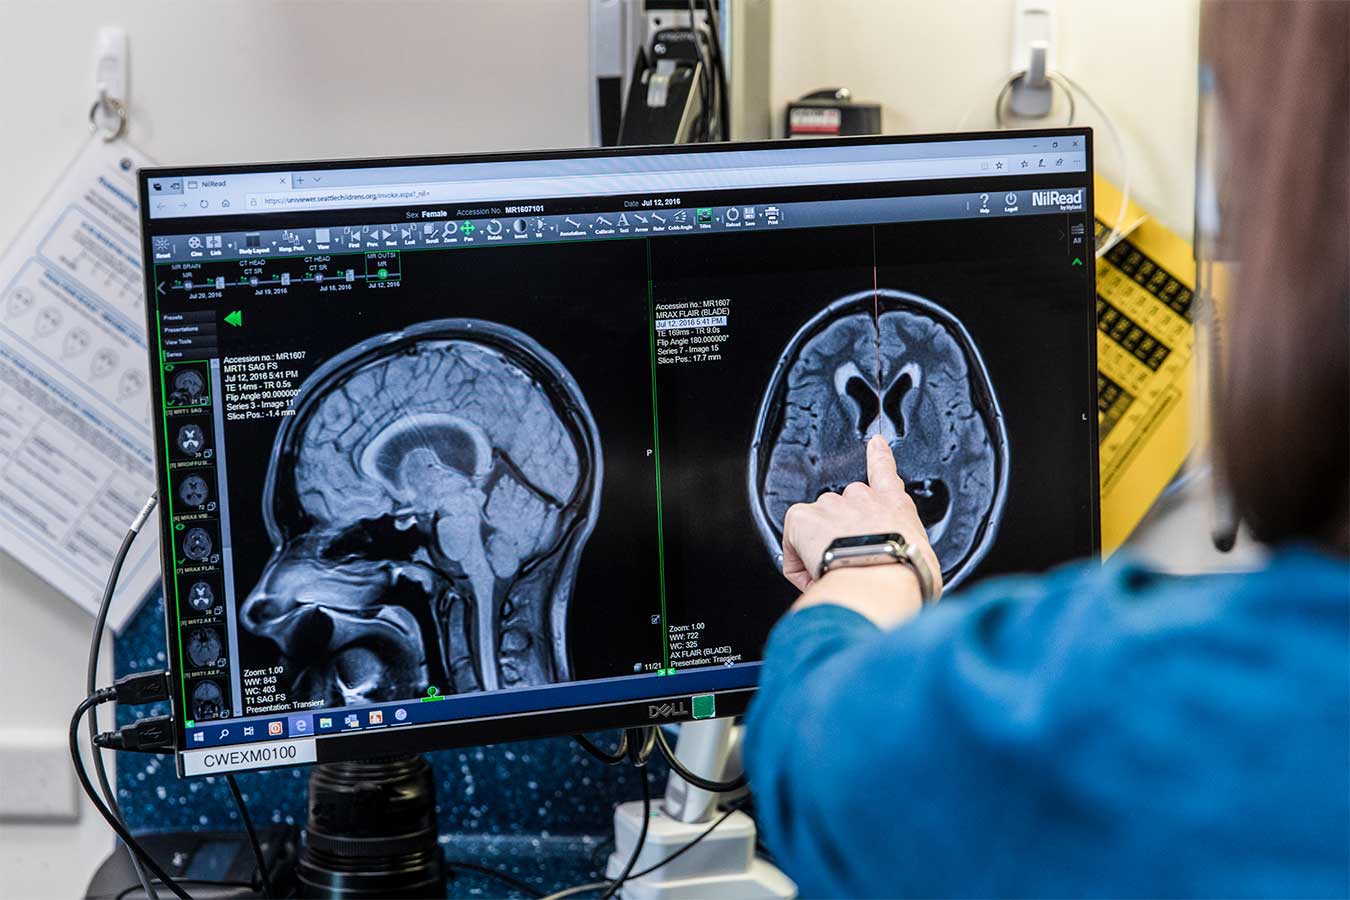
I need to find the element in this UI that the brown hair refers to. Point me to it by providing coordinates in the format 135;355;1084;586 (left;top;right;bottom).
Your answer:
1202;0;1349;552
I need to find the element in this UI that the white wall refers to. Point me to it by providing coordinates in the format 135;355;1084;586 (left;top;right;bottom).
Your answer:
0;0;593;244
0;1;1211;896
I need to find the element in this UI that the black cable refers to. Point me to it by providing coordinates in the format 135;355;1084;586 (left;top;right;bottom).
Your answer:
225;774;274;899
95;715;174;752
686;0;713;142
70;695;196;900
574;731;628;766
653;727;747;793
87;496;160;900
555;733;751;899
627;800;744;881
630;725;657;767
702;0;730;139
599;764;650;899
444;860;545;899
114;881;253;900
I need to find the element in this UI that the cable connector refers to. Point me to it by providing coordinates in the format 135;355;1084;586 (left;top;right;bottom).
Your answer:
113;669;171;706
129;492;158;534
95;715;174;752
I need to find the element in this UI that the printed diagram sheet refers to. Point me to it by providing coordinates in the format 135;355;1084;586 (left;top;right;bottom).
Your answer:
0;139;158;629
1093;175;1196;554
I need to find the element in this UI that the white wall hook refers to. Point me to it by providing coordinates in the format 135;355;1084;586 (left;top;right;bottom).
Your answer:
1007;0;1056;119
90;26;129;140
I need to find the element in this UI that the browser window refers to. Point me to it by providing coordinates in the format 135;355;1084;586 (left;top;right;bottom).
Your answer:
140;130;1099;775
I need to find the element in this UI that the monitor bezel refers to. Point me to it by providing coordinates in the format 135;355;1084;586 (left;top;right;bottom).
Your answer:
138;126;1098;776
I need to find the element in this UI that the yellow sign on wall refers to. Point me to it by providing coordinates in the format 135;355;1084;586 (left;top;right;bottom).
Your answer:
1094;176;1196;554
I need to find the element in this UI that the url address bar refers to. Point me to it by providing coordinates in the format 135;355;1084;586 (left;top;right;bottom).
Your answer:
244;154;1067;212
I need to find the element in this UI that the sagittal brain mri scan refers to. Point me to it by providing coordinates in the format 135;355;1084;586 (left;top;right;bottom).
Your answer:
750;288;1009;591
170;368;206;405
239;319;603;709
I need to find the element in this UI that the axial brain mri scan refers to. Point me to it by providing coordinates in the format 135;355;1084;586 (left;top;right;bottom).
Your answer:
750;288;1009;591
239;319;602;709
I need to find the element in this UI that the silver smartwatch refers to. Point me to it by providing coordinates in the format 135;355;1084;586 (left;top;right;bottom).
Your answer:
818;532;939;604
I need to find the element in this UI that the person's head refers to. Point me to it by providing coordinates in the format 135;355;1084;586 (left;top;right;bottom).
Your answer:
1200;0;1349;553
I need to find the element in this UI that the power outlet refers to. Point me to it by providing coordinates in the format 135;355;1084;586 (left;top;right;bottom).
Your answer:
0;729;80;823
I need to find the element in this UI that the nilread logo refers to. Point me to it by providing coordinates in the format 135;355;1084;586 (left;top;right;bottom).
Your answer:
1032;188;1084;207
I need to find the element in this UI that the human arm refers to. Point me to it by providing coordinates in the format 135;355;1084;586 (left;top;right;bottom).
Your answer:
780;434;942;629
746;436;1087;896
742;564;1113;898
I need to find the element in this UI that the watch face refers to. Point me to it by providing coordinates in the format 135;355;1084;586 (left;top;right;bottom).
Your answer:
829;532;904;549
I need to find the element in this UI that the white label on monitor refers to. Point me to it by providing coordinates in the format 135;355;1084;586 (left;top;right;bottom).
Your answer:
182;738;316;776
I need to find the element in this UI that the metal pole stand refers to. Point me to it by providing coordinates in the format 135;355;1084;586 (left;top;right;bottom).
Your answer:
605;719;796;899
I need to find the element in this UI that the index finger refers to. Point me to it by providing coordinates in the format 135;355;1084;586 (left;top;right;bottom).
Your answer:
866;434;905;495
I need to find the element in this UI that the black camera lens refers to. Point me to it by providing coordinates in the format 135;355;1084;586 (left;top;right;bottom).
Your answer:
297;754;445;898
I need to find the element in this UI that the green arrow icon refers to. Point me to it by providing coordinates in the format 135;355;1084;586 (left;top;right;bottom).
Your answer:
1071;257;1084;266
224;310;243;327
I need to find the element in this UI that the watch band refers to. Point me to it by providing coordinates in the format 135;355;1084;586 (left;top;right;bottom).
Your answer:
818;533;939;604
898;541;939;604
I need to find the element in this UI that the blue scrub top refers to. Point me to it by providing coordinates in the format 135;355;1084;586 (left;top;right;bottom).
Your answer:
743;547;1350;898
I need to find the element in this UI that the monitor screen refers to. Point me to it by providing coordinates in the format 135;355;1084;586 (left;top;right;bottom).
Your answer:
138;129;1099;776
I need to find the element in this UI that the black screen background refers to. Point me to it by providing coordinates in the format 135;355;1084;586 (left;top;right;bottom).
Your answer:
649;217;1096;661
219;240;665;686
161;208;1097;714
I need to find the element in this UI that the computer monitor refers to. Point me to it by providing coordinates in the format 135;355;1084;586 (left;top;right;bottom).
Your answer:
138;129;1099;777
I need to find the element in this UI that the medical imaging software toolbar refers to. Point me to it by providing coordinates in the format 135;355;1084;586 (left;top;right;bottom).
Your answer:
141;132;1099;775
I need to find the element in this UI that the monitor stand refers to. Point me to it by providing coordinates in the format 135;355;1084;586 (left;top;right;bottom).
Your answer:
606;720;796;900
297;754;446;898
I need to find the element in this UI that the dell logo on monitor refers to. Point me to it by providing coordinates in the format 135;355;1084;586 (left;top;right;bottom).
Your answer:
1032;188;1084;207
648;701;689;719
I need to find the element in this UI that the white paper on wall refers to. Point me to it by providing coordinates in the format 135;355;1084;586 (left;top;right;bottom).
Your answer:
0;138;160;631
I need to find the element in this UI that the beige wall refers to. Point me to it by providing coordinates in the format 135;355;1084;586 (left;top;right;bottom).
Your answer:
770;0;1200;238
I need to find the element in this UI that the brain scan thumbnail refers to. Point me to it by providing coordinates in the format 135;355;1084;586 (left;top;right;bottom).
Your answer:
749;288;1009;591
187;580;216;612
179;474;211;507
177;423;207;455
187;626;224;668
240;318;602;710
191;680;225;720
169;368;206;405
182;527;214;562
